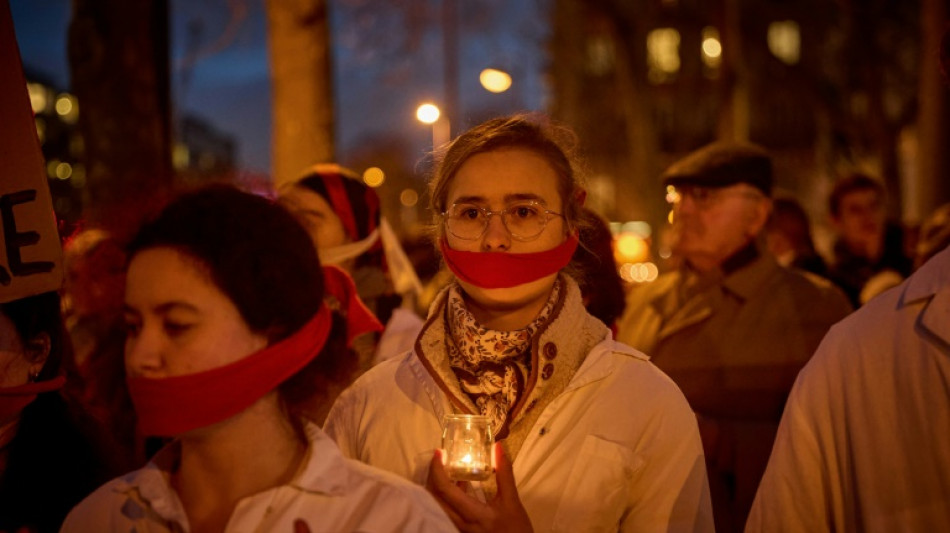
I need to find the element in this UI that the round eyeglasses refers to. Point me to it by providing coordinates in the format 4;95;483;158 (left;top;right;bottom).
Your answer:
442;201;565;241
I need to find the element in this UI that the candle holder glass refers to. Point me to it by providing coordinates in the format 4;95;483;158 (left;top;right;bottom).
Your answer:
441;414;493;481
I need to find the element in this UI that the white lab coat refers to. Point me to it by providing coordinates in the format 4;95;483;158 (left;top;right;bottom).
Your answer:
326;277;713;532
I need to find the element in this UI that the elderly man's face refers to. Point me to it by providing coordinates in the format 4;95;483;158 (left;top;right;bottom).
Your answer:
668;183;771;271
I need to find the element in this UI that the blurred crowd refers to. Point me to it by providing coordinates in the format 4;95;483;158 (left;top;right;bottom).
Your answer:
3;53;950;533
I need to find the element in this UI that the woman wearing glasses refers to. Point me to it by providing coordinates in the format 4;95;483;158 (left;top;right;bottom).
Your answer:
325;114;713;531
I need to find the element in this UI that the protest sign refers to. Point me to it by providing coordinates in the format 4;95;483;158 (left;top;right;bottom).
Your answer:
0;0;64;303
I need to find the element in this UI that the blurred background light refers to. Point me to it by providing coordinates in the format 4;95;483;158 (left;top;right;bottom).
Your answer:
415;103;440;125
768;20;801;65
701;26;722;70
363;166;385;187
479;68;512;93
399;188;419;207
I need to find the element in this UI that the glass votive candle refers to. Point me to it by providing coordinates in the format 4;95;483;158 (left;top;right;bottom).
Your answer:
441;414;493;482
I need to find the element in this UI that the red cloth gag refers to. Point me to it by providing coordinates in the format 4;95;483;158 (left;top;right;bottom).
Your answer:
322;265;384;345
440;233;579;289
0;375;65;422
127;305;332;437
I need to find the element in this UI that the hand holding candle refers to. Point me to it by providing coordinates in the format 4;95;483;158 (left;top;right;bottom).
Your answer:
427;442;534;532
441;414;493;482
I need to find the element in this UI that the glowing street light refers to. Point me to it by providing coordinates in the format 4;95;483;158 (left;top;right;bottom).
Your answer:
416;103;441;124
702;37;722;59
701;27;722;71
479;68;512;93
416;102;450;149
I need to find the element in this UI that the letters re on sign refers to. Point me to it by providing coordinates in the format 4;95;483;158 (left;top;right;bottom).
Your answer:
0;0;64;304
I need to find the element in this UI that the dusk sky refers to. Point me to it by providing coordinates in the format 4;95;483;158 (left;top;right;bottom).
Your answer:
10;0;550;174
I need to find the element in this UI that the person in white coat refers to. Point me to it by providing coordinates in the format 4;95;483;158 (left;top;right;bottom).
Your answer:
63;186;453;533
746;244;950;531
324;114;714;532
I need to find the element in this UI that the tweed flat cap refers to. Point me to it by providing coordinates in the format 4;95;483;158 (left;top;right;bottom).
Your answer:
662;142;773;195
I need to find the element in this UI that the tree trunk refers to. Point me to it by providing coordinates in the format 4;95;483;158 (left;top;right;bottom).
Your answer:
442;0;459;138
68;0;172;237
715;0;750;142
267;0;335;189
606;9;662;227
915;0;950;221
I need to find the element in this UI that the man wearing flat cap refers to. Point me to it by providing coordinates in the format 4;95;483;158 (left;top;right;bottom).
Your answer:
616;142;851;532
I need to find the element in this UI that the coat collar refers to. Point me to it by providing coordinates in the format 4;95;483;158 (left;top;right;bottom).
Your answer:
900;245;950;349
719;247;781;301
902;245;950;304
413;287;481;416
413;275;609;456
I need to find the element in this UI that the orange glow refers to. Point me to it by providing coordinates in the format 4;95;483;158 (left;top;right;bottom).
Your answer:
400;188;419;207
363;167;385;187
619;262;659;283
615;234;649;263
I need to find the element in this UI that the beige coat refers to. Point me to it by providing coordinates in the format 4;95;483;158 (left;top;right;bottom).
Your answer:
325;277;714;532
616;250;851;531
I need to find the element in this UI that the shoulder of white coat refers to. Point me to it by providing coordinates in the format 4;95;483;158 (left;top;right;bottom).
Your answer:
326;351;426;424
326;356;405;424
348;352;407;392
590;339;693;406
604;338;651;362
796;283;904;382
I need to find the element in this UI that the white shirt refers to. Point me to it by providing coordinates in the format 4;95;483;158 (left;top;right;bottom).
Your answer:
746;246;950;532
61;423;455;532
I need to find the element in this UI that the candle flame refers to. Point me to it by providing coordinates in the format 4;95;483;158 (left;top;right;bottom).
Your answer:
461;453;472;464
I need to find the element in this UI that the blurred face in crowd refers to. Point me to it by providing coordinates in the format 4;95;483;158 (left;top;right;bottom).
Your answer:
123;247;267;380
832;188;885;256
764;229;794;266
279;185;350;252
65;240;126;319
669;183;771;272
444;148;568;320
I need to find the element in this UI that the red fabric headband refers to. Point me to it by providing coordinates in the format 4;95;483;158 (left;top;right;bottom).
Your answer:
322;265;384;344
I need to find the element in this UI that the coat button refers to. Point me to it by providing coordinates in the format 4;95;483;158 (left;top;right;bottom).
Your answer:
541;363;555;380
543;342;558;359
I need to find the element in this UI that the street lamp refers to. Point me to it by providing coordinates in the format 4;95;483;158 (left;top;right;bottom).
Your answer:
416;103;440;124
479;68;512;93
416;102;450;150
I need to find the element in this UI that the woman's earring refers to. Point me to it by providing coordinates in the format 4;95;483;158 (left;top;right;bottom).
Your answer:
28;369;40;382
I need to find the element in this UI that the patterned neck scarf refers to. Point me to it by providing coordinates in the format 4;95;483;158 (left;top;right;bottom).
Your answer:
445;279;562;437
